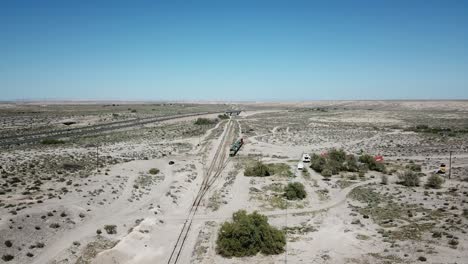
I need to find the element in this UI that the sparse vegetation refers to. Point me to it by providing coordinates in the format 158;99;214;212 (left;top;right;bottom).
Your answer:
406;162;422;172
41;138;65;145
216;210;286;257
4;240;12;247
425;174;444;189
104;225;117;234
244;161;292;177
284;182;307;200
2;255;14;262
194;118;218;125
310;149;361;177
406;124;468;137
218;114;229;119
244;161;271;176
149;168;160;175
398;170;420;187
359;154;385;172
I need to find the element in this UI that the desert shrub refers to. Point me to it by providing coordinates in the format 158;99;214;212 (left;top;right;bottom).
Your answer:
104;225;117;234
216;210;285;257
218;114;229;119
359;154;385;172
2;255;14;262
406;163;422;172
321;168;332;178
311;150;360;177
49;223;60;229
398;170;420;187
381;175;388;185
310;154;326;172
149;168;160;175
244;161;271;177
328;149;346;163
194;118;217;125
344;155;359;172
284;182;307;200
266;163;293;177
41;138;65;145
425;174;444;189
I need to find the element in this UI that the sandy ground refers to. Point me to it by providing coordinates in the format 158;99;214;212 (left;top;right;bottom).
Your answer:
1;101;467;264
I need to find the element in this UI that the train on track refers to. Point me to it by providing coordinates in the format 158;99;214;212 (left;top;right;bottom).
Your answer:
229;138;243;156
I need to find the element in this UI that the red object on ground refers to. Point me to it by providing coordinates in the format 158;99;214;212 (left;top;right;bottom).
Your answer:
374;155;384;162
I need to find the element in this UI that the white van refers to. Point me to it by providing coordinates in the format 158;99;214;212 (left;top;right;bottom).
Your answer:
302;154;311;163
297;162;304;170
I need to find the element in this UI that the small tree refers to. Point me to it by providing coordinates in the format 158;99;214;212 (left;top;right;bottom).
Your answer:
398;170;420;187
344;154;359;172
284;182;307;200
328;149;346;163
216;210;285;257
310;154;326;172
425;174;444;189
359;154;385;172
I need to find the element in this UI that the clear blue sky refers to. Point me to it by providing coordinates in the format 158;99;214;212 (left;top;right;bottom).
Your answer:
1;0;468;101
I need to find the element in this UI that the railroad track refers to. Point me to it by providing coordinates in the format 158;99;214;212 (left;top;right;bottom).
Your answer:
167;119;236;264
0;112;217;147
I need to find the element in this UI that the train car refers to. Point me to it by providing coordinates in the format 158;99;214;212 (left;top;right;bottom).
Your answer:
229;138;244;156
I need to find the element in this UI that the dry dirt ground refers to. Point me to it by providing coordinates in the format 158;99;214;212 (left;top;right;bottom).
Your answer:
0;101;467;264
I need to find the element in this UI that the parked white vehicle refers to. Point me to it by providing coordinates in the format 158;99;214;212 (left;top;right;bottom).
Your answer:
297;162;304;170
302;153;311;163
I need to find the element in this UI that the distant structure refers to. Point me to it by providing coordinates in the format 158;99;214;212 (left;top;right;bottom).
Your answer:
225;110;242;116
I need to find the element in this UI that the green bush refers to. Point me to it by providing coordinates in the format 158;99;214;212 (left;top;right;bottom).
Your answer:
359;154;385;172
344;155;359;172
310;154;326;172
216;210;285;257
324;159;342;175
149;168;160;175
41;138;65;145
284;182;307;200
321;168;332;178
406;163;422;172
194;118;218;125
104;225;117;234
425;174;444;189
398;170;420;187
328;149;346;163
218;114;229;120
310;149;357;177
244;161;271;177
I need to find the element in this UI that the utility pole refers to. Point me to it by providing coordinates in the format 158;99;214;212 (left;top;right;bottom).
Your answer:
448;151;452;179
96;145;99;174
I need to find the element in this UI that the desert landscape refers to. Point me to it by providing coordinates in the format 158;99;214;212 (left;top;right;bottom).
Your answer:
0;100;467;264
